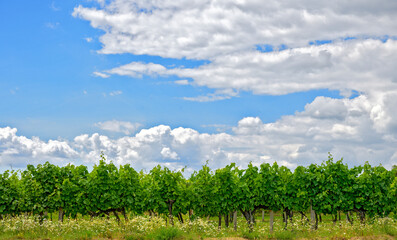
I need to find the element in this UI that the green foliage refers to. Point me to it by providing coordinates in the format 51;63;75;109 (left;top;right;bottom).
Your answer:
315;154;353;215
0;170;20;215
140;169;166;214
237;162;258;213
20;165;45;214
190;164;216;217
286;166;309;213
390;177;397;216
61;164;88;217
354;162;395;217
83;157;121;215
148;165;185;217
119;164;142;214
256;162;285;211
213;163;238;215
0;153;396;234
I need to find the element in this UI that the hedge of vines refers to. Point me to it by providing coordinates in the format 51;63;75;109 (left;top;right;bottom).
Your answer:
1;153;397;231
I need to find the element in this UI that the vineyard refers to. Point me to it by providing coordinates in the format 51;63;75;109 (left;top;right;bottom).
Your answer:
1;154;397;239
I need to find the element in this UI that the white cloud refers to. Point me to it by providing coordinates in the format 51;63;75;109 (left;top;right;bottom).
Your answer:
182;94;232;102
0;127;78;168
93;71;110;78
95;120;141;135
72;0;397;59
109;90;122;96
2;94;397;171
101;39;397;100
73;1;397;105
174;79;189;85
72;0;397;104
85;37;93;43
161;147;179;160
21;0;391;171
106;62;167;78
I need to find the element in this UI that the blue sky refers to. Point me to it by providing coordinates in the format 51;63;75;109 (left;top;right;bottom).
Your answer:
1;0;397;172
0;0;338;139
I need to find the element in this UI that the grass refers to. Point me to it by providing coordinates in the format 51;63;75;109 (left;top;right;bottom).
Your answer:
0;211;396;239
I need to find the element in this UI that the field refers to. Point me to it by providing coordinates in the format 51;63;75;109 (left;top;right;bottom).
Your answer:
1;157;397;239
1;211;396;240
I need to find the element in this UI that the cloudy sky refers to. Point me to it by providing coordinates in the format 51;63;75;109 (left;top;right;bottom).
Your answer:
1;0;397;173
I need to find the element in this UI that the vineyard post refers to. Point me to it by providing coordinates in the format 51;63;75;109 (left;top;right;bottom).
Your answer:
269;210;274;233
58;207;64;222
233;211;237;231
310;203;316;230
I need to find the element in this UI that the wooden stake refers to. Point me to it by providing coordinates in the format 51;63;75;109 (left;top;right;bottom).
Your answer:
310;204;316;230
269;210;274;233
233;211;237;231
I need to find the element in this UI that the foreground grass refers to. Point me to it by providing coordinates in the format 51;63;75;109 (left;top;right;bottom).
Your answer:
0;214;396;239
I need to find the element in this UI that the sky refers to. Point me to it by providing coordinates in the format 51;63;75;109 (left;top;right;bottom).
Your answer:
1;0;397;174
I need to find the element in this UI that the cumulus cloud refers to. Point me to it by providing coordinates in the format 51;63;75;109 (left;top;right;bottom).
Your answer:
0;127;78;168
72;0;397;59
6;0;388;172
1;94;397;172
73;1;397;102
161;147;179;160
95;120;141;135
101;39;397;99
